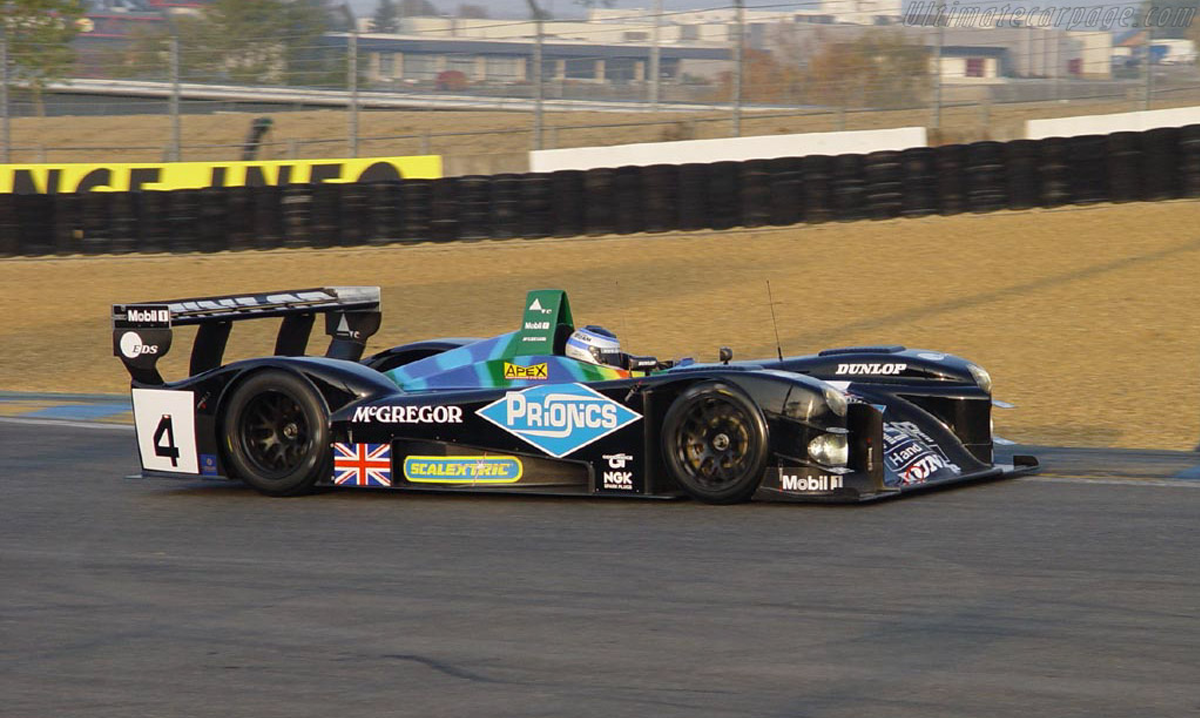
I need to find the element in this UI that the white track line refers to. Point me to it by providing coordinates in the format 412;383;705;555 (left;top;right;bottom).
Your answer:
1025;476;1200;489
0;416;133;431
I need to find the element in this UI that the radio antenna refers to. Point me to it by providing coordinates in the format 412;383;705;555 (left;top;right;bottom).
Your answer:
766;280;783;361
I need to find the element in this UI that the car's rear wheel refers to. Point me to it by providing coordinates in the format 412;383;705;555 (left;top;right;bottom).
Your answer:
661;383;768;504
222;370;329;496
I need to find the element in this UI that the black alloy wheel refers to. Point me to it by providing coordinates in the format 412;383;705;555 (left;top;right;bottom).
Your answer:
662;383;769;504
223;370;330;496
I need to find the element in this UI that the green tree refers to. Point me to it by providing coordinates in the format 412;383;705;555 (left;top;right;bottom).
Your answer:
457;3;489;18
116;0;341;88
398;0;436;17
373;0;400;33
805;30;929;109
0;0;85;117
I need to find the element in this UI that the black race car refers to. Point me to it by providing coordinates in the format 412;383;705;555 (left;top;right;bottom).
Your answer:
111;287;1036;503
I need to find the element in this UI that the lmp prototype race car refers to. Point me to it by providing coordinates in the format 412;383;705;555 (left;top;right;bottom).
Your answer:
111;287;1037;504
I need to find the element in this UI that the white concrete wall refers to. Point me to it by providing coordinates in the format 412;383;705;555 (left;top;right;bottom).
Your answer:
1026;105;1200;138
1070;30;1113;78
530;127;927;172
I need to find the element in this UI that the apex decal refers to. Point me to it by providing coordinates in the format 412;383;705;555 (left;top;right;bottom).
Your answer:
476;383;641;457
503;362;549;380
835;363;908;376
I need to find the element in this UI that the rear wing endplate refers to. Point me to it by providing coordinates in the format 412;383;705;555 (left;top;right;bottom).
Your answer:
112;286;382;384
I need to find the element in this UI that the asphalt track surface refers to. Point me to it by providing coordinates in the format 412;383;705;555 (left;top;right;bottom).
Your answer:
3;420;1199;718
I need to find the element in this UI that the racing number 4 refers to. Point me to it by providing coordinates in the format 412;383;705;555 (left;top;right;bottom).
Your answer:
131;388;199;474
153;413;180;467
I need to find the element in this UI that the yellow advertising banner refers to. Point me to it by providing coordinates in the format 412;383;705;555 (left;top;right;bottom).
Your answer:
0;155;443;194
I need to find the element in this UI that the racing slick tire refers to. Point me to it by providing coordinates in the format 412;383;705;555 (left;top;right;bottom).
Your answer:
662;382;769;504
222;370;330;496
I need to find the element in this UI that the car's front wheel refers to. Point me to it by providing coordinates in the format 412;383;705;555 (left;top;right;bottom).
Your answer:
661;382;769;504
222;370;329;496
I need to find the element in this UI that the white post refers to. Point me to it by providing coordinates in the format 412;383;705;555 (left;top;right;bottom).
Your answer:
931;14;943;130
732;0;744;136
169;33;181;161
348;29;360;158
649;0;662;109
1;27;9;164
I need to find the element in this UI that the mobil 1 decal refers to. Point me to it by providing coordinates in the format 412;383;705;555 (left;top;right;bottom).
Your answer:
882;421;961;486
476;383;641;458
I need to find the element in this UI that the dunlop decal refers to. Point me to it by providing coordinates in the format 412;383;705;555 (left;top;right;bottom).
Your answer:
1;155;444;194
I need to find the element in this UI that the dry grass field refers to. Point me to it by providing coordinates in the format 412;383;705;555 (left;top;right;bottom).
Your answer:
14;93;1200;163
2;200;1198;450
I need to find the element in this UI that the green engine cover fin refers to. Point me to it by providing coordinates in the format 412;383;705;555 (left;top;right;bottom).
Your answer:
513;289;574;357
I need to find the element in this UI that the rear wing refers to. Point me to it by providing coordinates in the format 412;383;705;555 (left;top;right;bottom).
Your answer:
112;287;382;384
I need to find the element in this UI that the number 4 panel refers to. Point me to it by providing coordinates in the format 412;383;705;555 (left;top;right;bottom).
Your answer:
131;389;199;474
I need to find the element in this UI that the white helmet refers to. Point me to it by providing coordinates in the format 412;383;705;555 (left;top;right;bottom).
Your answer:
565;325;622;367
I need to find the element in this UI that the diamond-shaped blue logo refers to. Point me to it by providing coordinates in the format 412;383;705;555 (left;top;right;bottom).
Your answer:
476;383;641;458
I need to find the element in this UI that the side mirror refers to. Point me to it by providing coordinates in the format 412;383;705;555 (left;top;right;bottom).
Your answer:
718;346;733;365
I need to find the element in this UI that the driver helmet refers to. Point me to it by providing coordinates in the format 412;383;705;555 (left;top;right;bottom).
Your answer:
565;325;622;367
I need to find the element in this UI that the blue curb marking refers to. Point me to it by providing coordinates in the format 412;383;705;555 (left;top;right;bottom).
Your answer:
27;404;131;420
1172;465;1200;480
0;391;131;424
0;391;130;404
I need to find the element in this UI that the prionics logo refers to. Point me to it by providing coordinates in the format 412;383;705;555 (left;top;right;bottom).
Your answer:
476;383;641;457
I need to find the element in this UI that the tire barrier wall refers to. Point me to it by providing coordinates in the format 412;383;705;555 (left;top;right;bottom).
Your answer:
5;125;1200;257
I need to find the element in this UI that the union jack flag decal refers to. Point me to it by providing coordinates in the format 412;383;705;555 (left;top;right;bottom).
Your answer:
332;442;392;487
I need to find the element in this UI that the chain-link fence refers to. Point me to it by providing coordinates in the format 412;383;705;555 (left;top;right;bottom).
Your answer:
7;3;1200;165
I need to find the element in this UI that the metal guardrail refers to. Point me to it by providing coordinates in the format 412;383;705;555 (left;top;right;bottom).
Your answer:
47;78;796;114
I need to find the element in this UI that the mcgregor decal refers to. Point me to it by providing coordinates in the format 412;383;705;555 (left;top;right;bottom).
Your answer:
351;405;463;424
476;383;641;458
1;155;443;194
